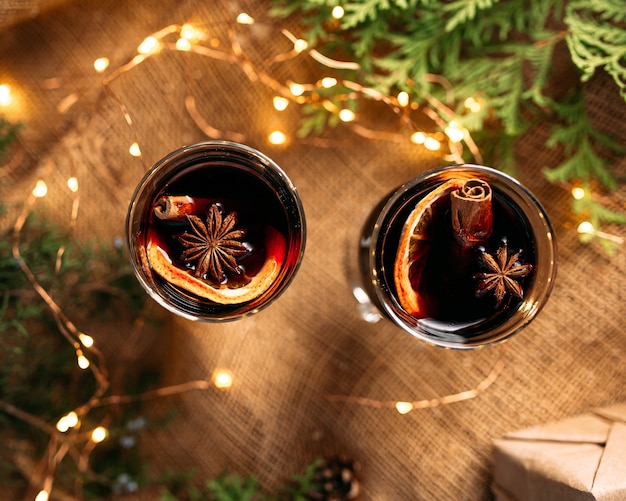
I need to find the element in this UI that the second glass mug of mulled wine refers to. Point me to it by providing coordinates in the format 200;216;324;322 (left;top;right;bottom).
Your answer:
126;141;306;321
358;164;557;349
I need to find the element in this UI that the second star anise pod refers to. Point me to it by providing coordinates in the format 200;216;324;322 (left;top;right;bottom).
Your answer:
475;241;533;308
177;204;249;283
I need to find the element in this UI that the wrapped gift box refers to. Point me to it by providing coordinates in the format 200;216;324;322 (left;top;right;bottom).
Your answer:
492;403;626;500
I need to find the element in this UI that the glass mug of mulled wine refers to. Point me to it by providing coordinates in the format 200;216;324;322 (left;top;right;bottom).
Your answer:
358;164;557;349
126;141;306;321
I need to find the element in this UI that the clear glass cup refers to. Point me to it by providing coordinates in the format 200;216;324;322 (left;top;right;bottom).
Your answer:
126;141;306;321
357;164;557;349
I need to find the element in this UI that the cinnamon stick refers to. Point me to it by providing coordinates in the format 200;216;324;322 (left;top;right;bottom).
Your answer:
450;179;493;248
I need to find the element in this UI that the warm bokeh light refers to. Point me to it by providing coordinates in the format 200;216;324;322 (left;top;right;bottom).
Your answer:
77;354;90;370
397;91;409;107
464;96;482;113
289;83;305;96
331;6;345;19
0;84;12;106
212;368;234;389
424;137;441;151
410;131;426;144
236;12;254;25
577;221;594;234
176;37;192;51
273;96;289;111
293;39;308;53
91;426;108;443
56;411;79;432
79;332;94;348
445;121;465;143
129;142;142;157
338;109;355;122
67;177;79;193
321;77;337;88
93;57;110;73
137;36;160;55
32;180;48;198
35;490;49;501
571;187;585;200
268;130;287;145
395;401;414;414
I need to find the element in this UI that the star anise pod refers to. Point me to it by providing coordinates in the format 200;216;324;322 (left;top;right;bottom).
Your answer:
475;241;533;308
177;204;248;283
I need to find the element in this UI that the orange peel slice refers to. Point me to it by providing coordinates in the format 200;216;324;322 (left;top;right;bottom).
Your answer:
146;226;286;305
393;179;465;318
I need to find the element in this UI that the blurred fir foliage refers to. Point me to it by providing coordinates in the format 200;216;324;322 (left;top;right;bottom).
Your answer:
271;0;626;245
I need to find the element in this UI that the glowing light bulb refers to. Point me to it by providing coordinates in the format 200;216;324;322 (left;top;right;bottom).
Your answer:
464;96;482;113
289;83;305;97
67;177;78;193
577;221;594;234
77;354;90;370
93;57;110;73
395;401;414;414
321;77;337;88
0;84;11;106
35;490;49;501
137;36;160;55
293;39;308;53
424;137;441;151
236;12;254;25
180;23;203;41
176;38;192;51
212;368;234;389
571;187;585;200
129;142;141;157
410;131;426;144
56;411;79;432
331;6;345;19
273;96;289;111
268;130;287;145
79;332;94;348
338;109;356;122
397;91;409;107
91;426;108;443
32;180;48;198
445;121;465;143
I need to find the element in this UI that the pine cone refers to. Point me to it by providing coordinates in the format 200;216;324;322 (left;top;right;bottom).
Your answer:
306;456;360;501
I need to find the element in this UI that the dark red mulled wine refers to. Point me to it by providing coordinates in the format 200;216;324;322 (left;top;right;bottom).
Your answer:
126;142;306;321
359;165;557;349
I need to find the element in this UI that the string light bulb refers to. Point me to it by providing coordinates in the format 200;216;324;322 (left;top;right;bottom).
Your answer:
78;332;94;348
464;96;482;113
331;6;345;19
445;121;465;143
273;96;289;111
129;142;142;157
268;130;287;145
289;83;305;97
67;177;79;193
56;411;79;432
338;109;356;122
93;57;110;73
293;39;308;53
321;77;337;88
571;187;585;200
0;84;12;106
91;426;108;443
176;37;192;51
424;137;441;151
397;91;409;107
410;131;426;144
35;490;49;501
137;36;160;55
212;368;234;389
32;180;48;198
395;401;414;414
77;353;90;370
236;12;254;25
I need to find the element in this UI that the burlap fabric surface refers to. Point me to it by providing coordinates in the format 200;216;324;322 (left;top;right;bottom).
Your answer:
1;1;625;499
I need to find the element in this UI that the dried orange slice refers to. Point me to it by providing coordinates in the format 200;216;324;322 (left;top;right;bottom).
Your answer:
146;226;286;305
393;179;465;318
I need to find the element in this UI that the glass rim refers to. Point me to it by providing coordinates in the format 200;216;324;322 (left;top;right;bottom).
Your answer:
125;140;306;322
369;164;558;349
